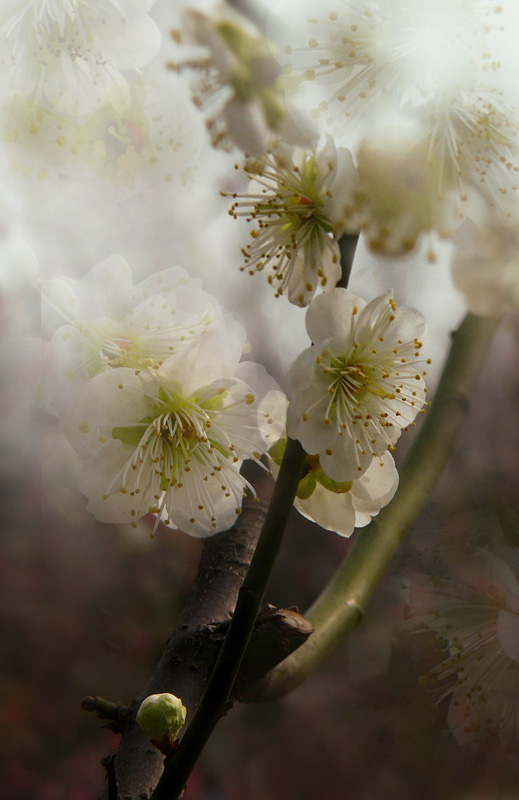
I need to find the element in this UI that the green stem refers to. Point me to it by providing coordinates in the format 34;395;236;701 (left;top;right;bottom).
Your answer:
252;312;499;701
150;439;306;800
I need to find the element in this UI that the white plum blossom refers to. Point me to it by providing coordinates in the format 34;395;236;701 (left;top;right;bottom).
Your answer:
405;543;519;767
174;4;285;152
226;136;357;306
0;96;92;183
451;217;519;318
342;115;465;256
287;288;428;480
270;439;398;537
63;341;286;538
42;256;244;415
0;68;203;189
0;0;161;118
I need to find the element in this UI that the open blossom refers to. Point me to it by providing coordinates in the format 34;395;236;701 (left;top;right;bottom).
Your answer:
405;543;519;766
174;4;285;153
62;339;286;538
270;438;398;537
42;256;243;415
287;288;428;481
226;136;357;306
0;0;161;118
451;217;519;318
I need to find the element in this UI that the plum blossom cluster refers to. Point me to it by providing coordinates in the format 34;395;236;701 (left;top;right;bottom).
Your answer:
42;257;287;538
405;543;519;767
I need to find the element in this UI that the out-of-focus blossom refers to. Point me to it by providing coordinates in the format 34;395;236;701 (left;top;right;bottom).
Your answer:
174;3;285;152
287;288;428;480
226;135;357;306
0;97;90;183
270;437;398;537
271;0;519;218
405;543;519;767
0;0;161;117
277;0;484;117
342;115;466;256
0;69;203;191
66;345;286;538
451;217;519;318
42;255;242;414
73;70;204;192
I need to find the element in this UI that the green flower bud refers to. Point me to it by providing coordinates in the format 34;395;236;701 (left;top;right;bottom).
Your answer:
136;693;187;747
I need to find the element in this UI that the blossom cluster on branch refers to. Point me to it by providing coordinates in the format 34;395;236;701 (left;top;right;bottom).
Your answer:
1;0;519;788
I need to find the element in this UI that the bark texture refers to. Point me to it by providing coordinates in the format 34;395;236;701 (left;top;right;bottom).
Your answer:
98;497;267;800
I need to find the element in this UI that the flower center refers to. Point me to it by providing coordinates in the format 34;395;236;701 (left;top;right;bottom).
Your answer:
231;153;330;240
224;151;337;299
116;395;222;490
323;354;393;426
110;385;256;532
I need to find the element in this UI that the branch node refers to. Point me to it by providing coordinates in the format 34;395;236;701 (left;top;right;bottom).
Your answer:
81;695;127;732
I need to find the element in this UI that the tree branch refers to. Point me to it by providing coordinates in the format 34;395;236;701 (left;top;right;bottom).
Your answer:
150;439;306;800
97;496;267;800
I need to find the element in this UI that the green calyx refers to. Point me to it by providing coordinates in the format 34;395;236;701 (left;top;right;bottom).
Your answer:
269;439;352;499
112;389;227;449
113;417;154;448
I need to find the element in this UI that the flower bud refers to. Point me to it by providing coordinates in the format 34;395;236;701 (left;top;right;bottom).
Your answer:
136;693;187;752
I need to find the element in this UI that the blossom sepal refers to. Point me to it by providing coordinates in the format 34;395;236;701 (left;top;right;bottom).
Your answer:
270;448;399;538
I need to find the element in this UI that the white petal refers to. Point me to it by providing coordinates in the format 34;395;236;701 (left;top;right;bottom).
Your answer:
305;288;366;346
79;439;151;524
165;469;242;538
351;455;399;526
158;325;245;398
63;368;151;459
295;482;357;538
74;256;133;320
